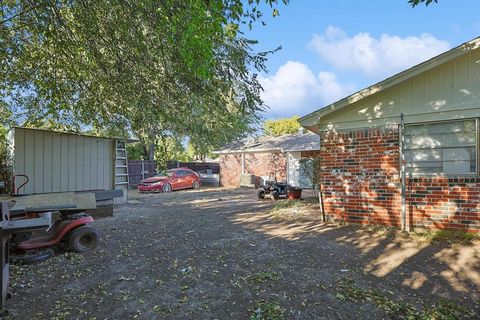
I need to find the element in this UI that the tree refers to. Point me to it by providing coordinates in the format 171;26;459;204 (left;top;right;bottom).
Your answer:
1;1;287;161
154;136;191;170
263;115;301;136
0;105;13;191
408;0;438;6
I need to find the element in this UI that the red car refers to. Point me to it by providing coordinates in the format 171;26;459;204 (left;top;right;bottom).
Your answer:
138;168;201;193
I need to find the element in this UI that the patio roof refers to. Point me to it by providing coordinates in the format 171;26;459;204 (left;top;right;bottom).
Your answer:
214;132;319;154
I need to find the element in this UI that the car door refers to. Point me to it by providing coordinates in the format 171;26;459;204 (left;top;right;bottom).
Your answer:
174;170;188;189
169;171;182;190
184;171;196;188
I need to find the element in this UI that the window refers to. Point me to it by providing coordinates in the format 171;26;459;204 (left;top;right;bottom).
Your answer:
404;119;477;175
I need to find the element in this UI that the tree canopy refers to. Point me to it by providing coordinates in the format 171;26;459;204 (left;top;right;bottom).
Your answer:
1;0;438;166
1;0;287;161
408;0;438;6
263;115;301;136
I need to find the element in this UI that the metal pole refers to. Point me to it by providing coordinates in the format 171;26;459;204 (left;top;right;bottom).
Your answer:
141;162;145;181
400;113;407;232
241;153;245;175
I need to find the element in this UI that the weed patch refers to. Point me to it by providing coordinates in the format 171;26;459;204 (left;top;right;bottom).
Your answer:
336;278;476;320
249;300;285;320
411;229;480;245
244;271;281;284
270;200;305;211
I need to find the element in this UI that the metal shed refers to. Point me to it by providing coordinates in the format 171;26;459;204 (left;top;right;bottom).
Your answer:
7;127;128;204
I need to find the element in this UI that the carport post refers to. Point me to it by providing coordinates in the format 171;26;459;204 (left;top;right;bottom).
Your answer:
241;153;245;175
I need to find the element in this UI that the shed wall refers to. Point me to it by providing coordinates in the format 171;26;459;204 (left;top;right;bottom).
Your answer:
13;128;114;194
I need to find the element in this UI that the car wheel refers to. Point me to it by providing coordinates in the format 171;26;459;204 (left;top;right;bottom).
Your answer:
163;183;172;193
257;189;265;199
192;180;200;189
68;226;100;253
270;190;280;200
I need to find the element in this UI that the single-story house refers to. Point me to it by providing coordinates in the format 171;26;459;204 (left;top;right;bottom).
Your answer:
7;127;129;204
214;131;319;188
300;36;480;233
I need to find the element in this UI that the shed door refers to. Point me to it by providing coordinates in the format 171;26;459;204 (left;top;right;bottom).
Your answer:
287;152;313;188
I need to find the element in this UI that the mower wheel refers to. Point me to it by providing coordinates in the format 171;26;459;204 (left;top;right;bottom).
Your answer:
270;190;280;200
257;189;265;199
68;226;100;253
10;248;54;265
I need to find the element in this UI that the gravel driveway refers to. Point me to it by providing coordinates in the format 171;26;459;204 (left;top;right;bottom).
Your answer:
6;188;480;319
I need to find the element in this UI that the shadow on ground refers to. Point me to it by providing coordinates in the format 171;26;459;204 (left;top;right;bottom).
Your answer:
5;188;479;319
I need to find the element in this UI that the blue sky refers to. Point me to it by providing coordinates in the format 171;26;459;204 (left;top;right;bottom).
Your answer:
244;0;480;119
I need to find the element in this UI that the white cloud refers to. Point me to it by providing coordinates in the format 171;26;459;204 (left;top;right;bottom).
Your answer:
309;26;451;78
259;61;354;118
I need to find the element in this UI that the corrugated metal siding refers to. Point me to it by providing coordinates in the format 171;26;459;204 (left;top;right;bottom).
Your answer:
320;48;480;130
13;128;114;194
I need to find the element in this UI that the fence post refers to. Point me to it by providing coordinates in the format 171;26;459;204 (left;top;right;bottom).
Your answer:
141;162;145;181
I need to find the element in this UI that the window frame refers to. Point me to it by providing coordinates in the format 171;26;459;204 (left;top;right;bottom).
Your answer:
403;118;479;177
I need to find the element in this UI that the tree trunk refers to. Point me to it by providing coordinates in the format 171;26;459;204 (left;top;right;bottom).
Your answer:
148;143;155;161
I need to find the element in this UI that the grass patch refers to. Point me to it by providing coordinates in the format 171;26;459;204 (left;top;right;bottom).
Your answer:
362;225;398;238
411;229;480;245
244;271;281;284
249;300;285;320
268;199;321;221
270;200;305;211
336;278;477;320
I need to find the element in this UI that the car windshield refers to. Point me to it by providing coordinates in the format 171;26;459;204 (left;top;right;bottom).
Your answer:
156;171;175;178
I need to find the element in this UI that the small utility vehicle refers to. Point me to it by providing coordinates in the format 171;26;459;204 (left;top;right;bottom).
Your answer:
257;179;289;200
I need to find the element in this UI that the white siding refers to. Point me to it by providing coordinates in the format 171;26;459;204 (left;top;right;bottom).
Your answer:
12;128;115;195
320;48;480;131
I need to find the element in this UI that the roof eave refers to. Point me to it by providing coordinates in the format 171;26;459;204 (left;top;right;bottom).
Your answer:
299;36;480;128
213;148;282;155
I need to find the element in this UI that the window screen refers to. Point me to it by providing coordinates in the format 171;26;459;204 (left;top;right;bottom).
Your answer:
404;119;476;175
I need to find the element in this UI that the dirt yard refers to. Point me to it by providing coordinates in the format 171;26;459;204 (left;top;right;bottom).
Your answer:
5;188;480;319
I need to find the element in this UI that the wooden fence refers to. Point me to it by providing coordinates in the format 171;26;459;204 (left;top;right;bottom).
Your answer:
128;160;157;189
166;161;219;174
167;161;220;187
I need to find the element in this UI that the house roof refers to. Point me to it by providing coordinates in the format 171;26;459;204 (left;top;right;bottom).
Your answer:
299;36;480;131
213;132;319;154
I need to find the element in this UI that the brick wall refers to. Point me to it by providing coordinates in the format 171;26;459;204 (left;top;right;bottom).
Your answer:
407;177;480;232
219;152;287;187
319;127;480;232
245;152;287;187
320;128;402;227
219;154;242;187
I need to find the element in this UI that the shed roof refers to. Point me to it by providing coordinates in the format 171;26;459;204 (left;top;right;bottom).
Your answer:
299;36;480;132
214;132;319;154
12;126;138;142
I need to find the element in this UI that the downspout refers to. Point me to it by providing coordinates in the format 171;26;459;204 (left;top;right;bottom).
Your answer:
400;113;408;232
286;151;290;185
317;134;326;222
